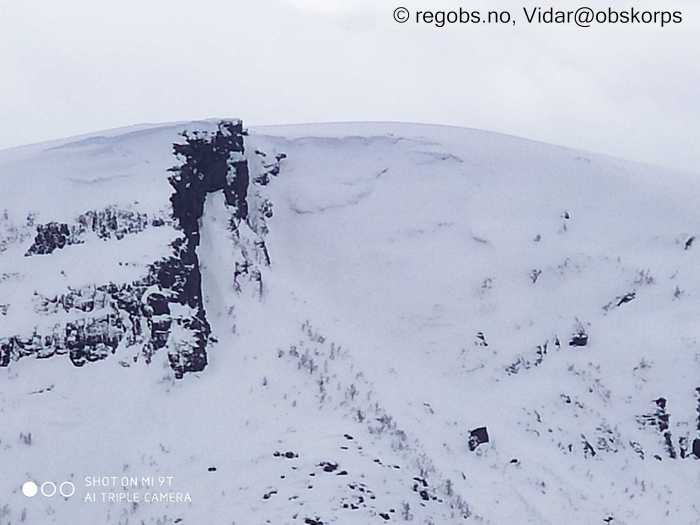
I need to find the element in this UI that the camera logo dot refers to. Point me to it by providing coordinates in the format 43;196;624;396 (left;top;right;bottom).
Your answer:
22;480;75;498
41;482;57;497
60;481;76;498
22;481;38;498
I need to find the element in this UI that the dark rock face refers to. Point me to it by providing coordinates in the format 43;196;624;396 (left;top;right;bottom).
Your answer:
693;438;700;459
603;292;636;312
226;159;249;220
569;321;589;347
253;149;285;186
636;397;678;459
569;332;588;347
25;222;77;255
632;392;700;460
1;261;179;370
468;427;489;451
169;120;249;229
616;292;636;307
161;120;251;376
25;206;164;256
3;286;128;368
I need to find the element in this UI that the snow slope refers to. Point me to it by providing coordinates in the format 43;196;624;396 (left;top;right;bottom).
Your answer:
1;120;699;524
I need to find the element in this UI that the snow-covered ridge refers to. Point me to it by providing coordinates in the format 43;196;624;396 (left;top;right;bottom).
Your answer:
1;120;699;524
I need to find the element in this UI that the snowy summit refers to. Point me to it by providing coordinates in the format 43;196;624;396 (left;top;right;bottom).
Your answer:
1;119;699;524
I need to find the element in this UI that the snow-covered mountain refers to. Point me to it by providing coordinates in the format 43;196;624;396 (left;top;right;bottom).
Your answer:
1;120;699;524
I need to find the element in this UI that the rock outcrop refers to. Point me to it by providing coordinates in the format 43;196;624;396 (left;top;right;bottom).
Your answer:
25;206;167;256
1;120;269;379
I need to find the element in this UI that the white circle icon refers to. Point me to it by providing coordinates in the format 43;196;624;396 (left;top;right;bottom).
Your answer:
22;481;38;498
40;481;57;497
59;481;76;498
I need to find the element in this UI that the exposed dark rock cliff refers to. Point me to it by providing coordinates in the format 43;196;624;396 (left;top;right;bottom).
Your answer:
160;120;251;376
25;206;167;256
1;120;265;379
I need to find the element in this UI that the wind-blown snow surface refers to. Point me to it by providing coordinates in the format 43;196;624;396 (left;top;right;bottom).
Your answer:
1;121;699;524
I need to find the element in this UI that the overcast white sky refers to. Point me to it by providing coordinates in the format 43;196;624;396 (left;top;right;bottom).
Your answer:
0;0;698;172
